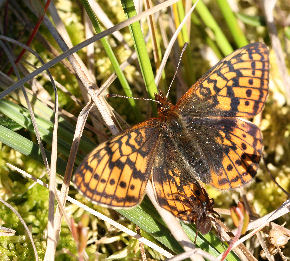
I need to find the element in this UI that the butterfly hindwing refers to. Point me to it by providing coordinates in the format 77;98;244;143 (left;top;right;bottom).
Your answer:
172;114;263;189
151;136;213;221
209;118;263;189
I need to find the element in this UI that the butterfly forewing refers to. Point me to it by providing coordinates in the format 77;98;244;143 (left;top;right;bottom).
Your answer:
176;42;269;118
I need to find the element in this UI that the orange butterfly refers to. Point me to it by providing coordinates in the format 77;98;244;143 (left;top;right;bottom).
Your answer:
74;42;269;222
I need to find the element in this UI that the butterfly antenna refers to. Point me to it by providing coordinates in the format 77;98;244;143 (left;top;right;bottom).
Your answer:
107;94;161;105
166;42;189;99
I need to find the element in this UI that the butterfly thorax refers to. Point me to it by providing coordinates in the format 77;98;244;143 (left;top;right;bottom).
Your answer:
155;92;176;119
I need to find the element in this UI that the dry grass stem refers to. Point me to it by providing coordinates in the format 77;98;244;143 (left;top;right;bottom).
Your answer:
53;101;94;243
263;0;290;104
155;0;200;86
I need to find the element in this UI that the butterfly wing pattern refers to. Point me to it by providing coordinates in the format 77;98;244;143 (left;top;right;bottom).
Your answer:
74;42;269;225
177;42;269;118
74;120;160;207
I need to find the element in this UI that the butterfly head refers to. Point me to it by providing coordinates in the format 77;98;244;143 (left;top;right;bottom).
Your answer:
155;91;175;117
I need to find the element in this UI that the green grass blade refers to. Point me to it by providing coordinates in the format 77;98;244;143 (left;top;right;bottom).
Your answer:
177;1;189;43
80;0;141;118
236;13;265;27
216;0;248;48
120;0;158;101
0;124;67;174
190;13;223;59
195;0;233;55
181;222;240;260
0;100;94;162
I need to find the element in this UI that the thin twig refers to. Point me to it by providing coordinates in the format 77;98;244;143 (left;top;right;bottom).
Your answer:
0;0;179;99
44;54;59;261
136;226;147;261
144;0;161;71
234;199;290;233
240;192;273;261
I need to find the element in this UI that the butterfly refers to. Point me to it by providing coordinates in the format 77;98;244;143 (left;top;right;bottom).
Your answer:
73;42;269;222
